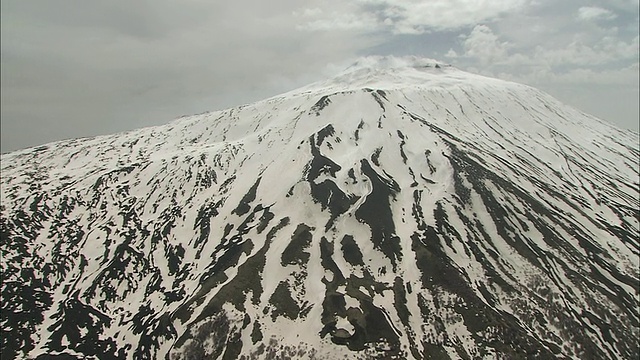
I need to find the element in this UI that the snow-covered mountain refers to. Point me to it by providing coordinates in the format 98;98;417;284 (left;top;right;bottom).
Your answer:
1;57;638;360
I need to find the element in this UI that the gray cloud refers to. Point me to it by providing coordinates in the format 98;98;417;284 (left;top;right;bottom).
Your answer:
1;0;638;152
1;1;376;152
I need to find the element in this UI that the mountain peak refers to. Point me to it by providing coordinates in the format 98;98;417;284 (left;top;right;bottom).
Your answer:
294;56;511;94
343;55;448;71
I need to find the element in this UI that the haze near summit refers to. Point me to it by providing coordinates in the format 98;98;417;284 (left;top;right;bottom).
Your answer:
1;0;638;153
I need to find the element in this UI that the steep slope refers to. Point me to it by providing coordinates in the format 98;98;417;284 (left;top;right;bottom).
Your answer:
1;57;638;360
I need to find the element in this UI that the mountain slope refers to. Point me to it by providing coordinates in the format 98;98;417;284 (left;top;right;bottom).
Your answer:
1;57;638;359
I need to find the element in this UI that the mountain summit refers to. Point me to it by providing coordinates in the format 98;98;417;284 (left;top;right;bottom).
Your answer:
1;57;638;359
290;56;502;93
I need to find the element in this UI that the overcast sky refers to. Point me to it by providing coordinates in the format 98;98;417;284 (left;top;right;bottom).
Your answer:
1;0;638;153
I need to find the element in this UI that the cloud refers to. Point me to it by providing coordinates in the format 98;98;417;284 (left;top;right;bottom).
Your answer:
501;62;640;86
452;23;639;70
577;6;617;21
460;25;510;65
532;35;639;66
449;22;639;110
298;11;380;31
0;0;371;152
445;49;459;58
2;0;639;151
445;18;639;129
550;63;639;84
296;0;530;34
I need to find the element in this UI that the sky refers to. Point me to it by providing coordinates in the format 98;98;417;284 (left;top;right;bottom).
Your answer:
1;0;638;153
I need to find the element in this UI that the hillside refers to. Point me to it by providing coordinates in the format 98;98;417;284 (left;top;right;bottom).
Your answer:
1;57;638;359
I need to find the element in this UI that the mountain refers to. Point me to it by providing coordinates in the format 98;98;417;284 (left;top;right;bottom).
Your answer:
1;57;638;360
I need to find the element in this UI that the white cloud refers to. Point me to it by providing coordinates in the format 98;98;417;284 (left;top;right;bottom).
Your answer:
460;25;510;65
298;11;379;31
509;62;640;85
445;48;459;58
298;8;323;17
577;6;617;21
452;23;639;90
533;35;639;66
454;23;639;69
296;0;530;34
550;64;639;84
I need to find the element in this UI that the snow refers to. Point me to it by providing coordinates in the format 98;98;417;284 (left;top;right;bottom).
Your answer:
2;56;637;360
